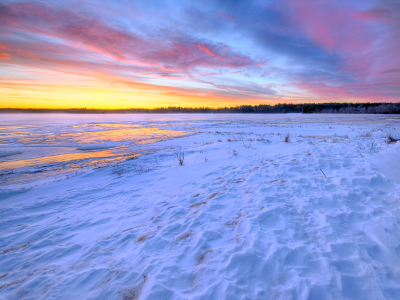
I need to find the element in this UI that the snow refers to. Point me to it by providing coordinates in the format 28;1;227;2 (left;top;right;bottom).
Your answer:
1;113;400;299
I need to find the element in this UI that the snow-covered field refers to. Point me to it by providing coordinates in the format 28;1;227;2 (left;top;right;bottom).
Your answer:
1;113;400;300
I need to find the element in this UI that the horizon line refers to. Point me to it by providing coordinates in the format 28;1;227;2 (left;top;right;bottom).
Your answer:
1;102;400;111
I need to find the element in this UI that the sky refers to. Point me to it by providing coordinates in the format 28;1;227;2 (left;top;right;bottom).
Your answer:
0;0;399;108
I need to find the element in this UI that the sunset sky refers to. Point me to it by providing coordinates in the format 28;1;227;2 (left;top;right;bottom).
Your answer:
0;0;399;108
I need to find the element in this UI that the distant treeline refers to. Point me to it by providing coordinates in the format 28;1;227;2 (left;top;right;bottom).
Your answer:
1;103;400;114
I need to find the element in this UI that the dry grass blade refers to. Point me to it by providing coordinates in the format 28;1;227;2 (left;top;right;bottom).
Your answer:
242;141;252;148
137;232;151;242
387;136;399;144
197;250;212;264
284;133;290;143
208;192;218;199
175;147;185;165
177;231;194;241
190;202;206;208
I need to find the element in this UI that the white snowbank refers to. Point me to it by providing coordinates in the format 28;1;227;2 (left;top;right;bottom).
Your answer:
0;114;400;299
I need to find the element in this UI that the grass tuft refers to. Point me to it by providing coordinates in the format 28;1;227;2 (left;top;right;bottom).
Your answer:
175;147;185;165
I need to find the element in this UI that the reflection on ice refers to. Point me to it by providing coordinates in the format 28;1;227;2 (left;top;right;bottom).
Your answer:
0;150;140;171
0;116;192;184
6;127;188;145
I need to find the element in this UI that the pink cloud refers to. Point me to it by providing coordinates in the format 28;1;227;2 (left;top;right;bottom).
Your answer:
218;13;235;21
281;0;400;95
288;72;400;103
284;0;372;53
355;1;400;24
193;44;218;57
0;2;260;71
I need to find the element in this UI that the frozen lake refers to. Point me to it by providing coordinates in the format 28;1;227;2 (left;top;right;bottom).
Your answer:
1;113;397;185
1;113;400;299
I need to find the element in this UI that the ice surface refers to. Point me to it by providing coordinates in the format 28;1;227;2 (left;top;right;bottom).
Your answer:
0;113;400;299
0;151;21;158
0;114;190;184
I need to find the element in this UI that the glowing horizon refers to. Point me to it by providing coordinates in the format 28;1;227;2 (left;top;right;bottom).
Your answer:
0;0;399;108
